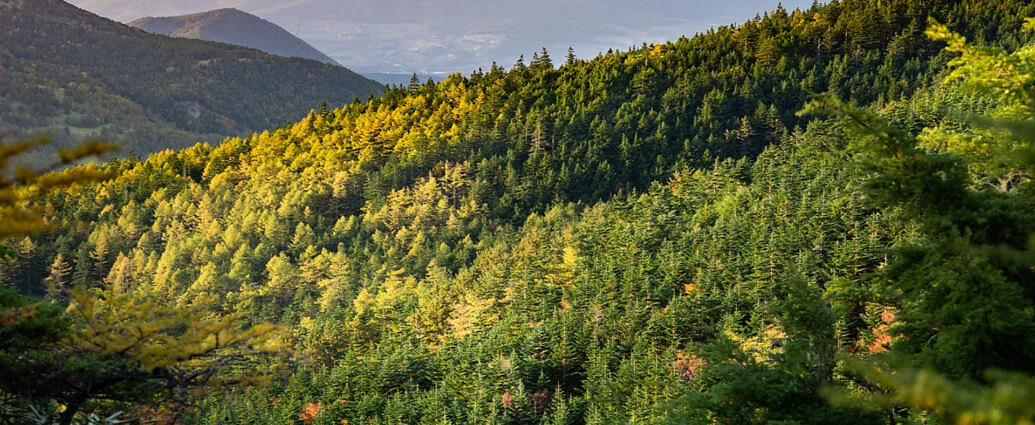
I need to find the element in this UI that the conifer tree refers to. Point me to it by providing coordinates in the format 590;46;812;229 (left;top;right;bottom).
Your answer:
531;47;553;70
408;73;421;93
513;54;526;71
44;253;72;299
802;17;1035;424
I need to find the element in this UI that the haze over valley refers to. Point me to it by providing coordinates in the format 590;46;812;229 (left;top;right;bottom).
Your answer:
68;0;814;75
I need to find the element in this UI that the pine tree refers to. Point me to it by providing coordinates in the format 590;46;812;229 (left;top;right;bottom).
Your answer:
45;253;72;299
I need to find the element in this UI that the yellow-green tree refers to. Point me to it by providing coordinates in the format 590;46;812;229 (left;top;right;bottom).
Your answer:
0;137;116;240
0;137;286;425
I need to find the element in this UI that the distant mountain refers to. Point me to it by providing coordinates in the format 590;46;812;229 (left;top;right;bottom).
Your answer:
67;0;818;75
361;72;452;87
0;0;384;165
129;8;340;66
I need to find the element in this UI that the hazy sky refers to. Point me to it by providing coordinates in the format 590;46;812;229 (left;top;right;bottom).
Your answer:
67;0;816;74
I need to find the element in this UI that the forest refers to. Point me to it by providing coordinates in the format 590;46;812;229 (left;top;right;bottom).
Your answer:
0;0;383;165
3;0;1035;424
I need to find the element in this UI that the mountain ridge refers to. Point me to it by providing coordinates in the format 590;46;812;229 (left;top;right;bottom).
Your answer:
129;7;341;66
0;0;383;163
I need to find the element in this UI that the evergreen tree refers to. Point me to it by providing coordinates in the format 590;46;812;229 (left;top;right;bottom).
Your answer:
531;47;553;70
513;54;526;71
44;253;72;299
408;73;422;93
5;3;1035;424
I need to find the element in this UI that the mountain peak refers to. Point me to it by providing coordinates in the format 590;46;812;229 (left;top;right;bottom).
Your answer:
129;8;340;66
1;0;382;162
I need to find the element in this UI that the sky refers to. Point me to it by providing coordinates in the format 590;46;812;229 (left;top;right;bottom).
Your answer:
66;0;816;75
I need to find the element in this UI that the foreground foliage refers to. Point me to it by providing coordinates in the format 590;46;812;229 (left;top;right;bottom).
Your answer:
0;140;284;425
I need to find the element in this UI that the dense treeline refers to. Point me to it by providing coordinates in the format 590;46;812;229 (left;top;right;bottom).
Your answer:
4;0;1035;423
0;0;383;164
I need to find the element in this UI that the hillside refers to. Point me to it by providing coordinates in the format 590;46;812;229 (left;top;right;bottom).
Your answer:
129;8;341;66
4;0;1035;424
0;0;383;163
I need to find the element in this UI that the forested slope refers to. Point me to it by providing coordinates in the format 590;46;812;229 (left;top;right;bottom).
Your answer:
0;0;382;162
3;0;1035;424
